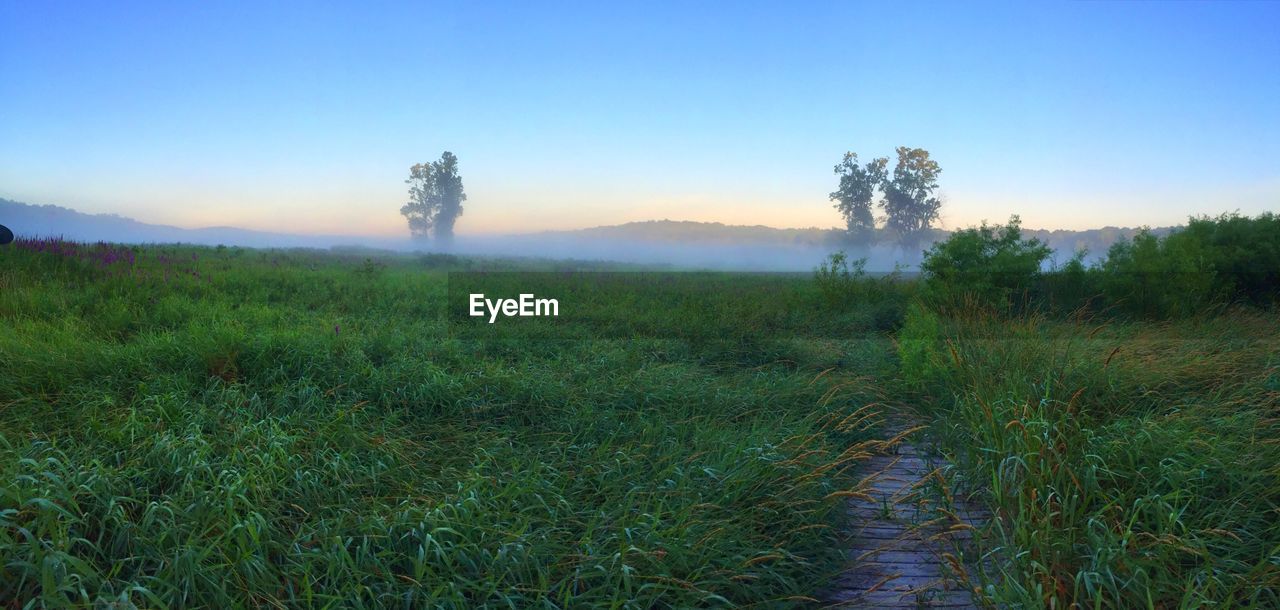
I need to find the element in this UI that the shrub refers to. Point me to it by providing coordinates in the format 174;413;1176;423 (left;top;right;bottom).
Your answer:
1184;212;1280;304
868;299;906;332
813;250;868;305
813;252;911;333
1098;212;1280;317
897;301;943;386
1040;249;1093;312
1096;229;1213;317
919;215;1052;310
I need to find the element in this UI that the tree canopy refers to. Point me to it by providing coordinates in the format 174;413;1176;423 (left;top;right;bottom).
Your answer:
881;147;942;254
401;151;466;244
830;152;888;245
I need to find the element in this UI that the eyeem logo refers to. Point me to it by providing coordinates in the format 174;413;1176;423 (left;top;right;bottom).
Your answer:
469;293;559;323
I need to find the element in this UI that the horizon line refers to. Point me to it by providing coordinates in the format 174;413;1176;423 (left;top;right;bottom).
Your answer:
2;196;1196;240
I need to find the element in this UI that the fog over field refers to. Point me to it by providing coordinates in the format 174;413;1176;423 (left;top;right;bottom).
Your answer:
1;198;1163;271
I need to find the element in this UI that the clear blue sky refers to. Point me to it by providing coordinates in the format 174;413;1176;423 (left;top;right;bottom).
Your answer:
2;1;1276;235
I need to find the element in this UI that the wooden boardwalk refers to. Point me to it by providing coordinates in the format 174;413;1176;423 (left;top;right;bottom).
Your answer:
824;427;990;608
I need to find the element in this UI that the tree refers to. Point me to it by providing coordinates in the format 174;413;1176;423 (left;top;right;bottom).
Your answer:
881;147;942;256
829;152;888;246
401;151;466;244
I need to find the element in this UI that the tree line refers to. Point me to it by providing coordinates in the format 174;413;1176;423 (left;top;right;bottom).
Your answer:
917;212;1280;318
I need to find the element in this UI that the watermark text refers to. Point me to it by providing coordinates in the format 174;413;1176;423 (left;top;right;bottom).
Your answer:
469;293;559;323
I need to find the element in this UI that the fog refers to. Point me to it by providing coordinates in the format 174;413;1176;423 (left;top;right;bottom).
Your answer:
1;198;1132;272
1;199;923;271
438;235;920;271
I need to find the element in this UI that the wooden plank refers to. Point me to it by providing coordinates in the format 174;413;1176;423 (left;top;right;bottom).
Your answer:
850;547;939;560
824;424;984;609
830;590;975;608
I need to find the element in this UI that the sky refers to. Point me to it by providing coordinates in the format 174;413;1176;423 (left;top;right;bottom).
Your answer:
1;1;1277;237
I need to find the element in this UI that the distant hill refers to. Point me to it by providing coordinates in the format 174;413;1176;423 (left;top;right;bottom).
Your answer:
539;220;848;246
0;198;401;249
1;197;1177;267
544;219;1174;262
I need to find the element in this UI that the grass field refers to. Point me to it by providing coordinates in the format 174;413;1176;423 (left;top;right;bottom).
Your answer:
0;242;898;608
2;237;1277;608
903;306;1280;607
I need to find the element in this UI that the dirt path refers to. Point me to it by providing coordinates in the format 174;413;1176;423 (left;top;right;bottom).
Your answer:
823;424;990;608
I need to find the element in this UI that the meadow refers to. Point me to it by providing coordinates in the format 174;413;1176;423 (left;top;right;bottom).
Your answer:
2;212;1278;609
0;241;897;608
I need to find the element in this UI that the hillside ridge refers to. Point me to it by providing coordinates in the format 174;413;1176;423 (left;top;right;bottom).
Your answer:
1;197;1175;257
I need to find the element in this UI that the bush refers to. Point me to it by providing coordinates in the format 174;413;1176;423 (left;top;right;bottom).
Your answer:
1040;249;1093;313
917;212;1280;319
868;299;906;332
813;250;868;305
1098;212;1280;317
1186;212;1280;304
813;252;911;334
1096;229;1214;317
919;215;1052;310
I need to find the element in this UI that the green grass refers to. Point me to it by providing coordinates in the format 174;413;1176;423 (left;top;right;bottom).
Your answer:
0;242;893;608
904;305;1280;607
5;238;1277;608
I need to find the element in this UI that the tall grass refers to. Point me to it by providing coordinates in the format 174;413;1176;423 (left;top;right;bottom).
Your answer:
0;241;893;608
10;233;1274;608
904;303;1280;607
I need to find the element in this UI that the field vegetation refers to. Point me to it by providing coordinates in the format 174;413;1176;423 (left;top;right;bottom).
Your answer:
905;212;1280;607
2;210;1277;608
0;240;894;608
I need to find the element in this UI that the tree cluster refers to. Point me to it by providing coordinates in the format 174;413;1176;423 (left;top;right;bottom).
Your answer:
830;147;942;254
